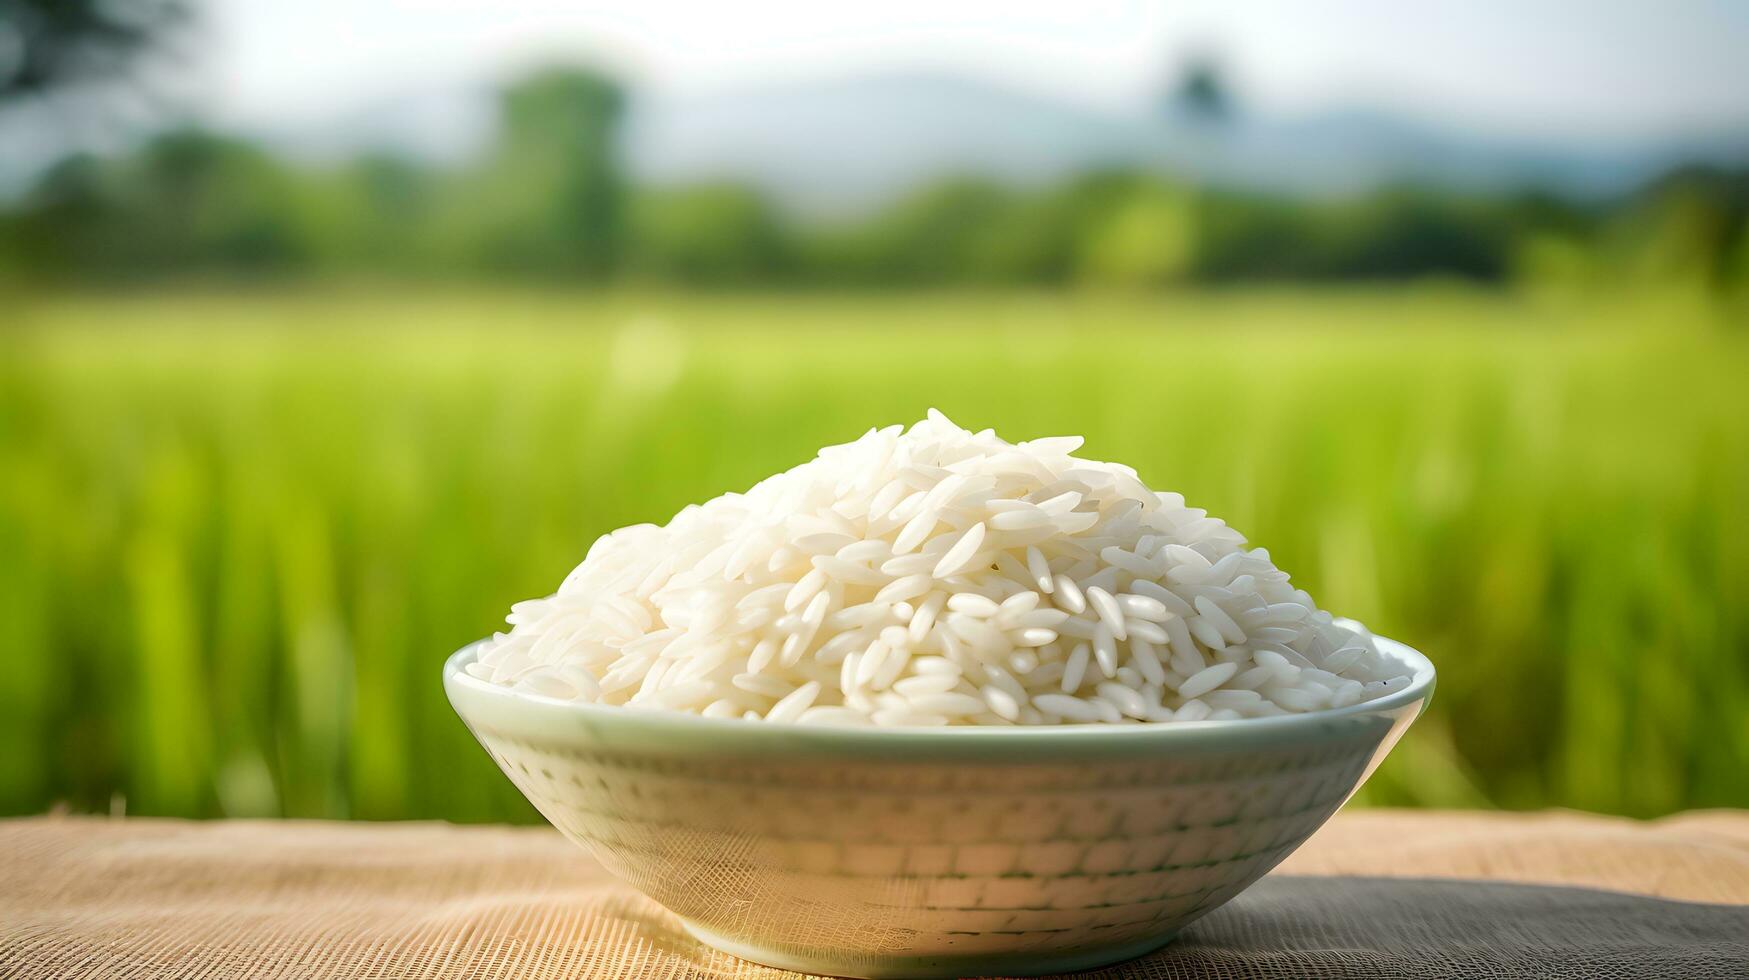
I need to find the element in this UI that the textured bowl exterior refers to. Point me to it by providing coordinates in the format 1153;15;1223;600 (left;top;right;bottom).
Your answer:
445;637;1433;978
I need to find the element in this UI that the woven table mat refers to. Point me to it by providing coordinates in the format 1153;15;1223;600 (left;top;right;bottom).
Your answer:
2;810;1745;979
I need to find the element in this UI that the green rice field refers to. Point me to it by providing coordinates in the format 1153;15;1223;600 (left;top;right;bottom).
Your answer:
1;286;1744;822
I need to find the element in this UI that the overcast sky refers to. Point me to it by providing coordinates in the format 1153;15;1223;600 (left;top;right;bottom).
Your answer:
196;0;1749;143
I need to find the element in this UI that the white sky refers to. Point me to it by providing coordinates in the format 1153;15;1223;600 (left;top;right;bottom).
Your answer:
199;0;1749;143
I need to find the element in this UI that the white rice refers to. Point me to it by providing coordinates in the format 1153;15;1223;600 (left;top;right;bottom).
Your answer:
472;411;1413;725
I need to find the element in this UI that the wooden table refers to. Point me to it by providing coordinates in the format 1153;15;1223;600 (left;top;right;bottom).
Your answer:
3;810;1745;978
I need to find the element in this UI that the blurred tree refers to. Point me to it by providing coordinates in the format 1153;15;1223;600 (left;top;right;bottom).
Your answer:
628;183;790;285
965;194;1080;284
817;178;1024;285
1315;188;1512;282
1072;177;1198;288
1512;232;1597;296
1613;167;1747;291
1506;192;1604;296
319;155;436;272
1193;192;1324;280
6;129;312;277
465;67;626;280
1166;56;1234;125
127;130;312;271
0;152;111;275
0;0;185;100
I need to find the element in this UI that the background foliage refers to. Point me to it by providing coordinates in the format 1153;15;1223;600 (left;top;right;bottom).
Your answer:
2;68;1746;296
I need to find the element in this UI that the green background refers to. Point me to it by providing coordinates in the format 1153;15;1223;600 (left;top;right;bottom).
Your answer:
3;286;1743;823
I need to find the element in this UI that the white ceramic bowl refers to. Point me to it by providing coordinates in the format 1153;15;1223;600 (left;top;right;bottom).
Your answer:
445;634;1433;978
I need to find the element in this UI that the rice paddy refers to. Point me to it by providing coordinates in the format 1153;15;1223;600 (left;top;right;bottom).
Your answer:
2;285;1744;821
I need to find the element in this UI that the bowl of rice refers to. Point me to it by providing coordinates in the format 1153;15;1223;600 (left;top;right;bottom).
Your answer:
445;411;1434;978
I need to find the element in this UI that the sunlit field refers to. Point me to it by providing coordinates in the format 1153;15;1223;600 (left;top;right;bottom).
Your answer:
2;287;1744;822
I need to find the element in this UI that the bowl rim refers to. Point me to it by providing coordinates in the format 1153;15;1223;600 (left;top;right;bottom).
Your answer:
444;628;1434;756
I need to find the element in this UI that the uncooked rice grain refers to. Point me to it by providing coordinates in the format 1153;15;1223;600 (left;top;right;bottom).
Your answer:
472;411;1412;725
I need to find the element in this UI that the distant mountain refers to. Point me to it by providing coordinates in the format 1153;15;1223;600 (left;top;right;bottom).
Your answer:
35;70;1738;211
620;74;1144;215
245;86;497;167
620;72;1749;214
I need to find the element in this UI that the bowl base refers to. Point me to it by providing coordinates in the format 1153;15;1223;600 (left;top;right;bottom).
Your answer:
679;919;1180;979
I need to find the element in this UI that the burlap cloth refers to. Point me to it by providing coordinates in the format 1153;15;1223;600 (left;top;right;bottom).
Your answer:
3;810;1745;979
